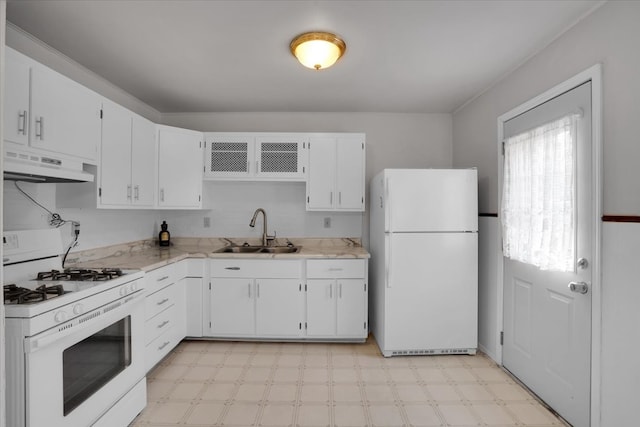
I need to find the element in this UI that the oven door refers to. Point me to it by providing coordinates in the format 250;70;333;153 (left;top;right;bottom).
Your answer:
23;290;145;427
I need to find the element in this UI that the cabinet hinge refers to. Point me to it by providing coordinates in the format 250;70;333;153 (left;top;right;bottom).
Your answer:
501;141;505;156
305;284;307;291
364;283;367;291
209;321;212;328
98;187;102;197
199;195;201;202
307;196;310;203
362;142;364;149
299;284;301;291
303;166;305;174
200;141;202;148
500;331;504;345
364;322;367;330
309;142;311;149
100;109;103;119
209;282;211;290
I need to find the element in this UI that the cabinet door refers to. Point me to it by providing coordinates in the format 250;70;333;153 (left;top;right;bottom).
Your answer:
336;137;365;210
184;277;203;337
306;279;337;336
4;48;30;146
30;64;100;161
255;279;304;337
210;278;255;336
99;100;132;206
306;137;336;210
205;134;253;178
157;126;203;208
337;279;367;337
131;115;156;207
255;136;307;180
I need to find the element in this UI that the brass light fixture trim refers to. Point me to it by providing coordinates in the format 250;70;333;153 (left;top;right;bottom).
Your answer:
290;31;346;70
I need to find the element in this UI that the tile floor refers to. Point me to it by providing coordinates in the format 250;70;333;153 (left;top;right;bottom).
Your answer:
131;337;566;427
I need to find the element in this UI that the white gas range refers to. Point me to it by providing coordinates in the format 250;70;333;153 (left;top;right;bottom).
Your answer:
3;229;147;427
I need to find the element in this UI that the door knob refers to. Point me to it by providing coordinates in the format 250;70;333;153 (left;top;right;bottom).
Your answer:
568;281;589;294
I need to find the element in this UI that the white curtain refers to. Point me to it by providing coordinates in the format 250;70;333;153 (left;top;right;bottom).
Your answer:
501;114;577;272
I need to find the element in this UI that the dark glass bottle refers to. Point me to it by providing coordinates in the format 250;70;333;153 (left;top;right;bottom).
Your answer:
159;221;170;247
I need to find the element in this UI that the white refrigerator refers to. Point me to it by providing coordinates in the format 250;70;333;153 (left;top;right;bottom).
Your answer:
369;169;478;357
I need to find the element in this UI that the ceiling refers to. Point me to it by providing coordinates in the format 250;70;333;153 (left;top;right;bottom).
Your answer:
6;1;602;114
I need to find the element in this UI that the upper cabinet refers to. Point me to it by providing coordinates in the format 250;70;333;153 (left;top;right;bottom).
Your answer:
204;132;307;181
4;48;30;146
157;125;204;209
4;48;100;163
306;134;366;212
99;100;156;208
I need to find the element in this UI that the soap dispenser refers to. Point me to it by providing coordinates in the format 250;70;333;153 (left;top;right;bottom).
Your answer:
159;221;171;247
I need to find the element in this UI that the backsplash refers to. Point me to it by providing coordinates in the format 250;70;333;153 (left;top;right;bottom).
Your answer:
3;180;364;252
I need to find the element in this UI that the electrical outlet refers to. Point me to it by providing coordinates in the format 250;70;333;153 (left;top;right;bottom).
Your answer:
323;217;331;228
203;217;211;228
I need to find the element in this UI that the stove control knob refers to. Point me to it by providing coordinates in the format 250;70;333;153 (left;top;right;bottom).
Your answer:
54;311;67;323
131;282;138;292
120;287;127;296
73;304;84;315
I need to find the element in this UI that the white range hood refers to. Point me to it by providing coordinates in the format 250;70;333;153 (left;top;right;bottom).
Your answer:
3;148;94;183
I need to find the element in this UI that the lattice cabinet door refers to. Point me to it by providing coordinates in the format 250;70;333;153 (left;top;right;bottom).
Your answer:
204;134;254;178
255;135;307;180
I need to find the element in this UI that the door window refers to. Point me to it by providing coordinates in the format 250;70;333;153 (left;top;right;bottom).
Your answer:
501;114;578;271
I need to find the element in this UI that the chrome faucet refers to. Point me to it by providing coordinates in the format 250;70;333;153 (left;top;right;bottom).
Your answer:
249;208;275;246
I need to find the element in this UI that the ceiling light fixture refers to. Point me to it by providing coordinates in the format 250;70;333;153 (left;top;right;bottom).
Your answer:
290;31;346;70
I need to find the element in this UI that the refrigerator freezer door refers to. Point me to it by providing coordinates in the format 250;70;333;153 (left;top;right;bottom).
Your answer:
384;169;478;233
383;232;478;354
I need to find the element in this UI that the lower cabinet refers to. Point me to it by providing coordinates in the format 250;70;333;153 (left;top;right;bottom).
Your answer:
306;259;368;340
183;259;205;338
208;259;304;339
206;258;367;341
144;263;186;372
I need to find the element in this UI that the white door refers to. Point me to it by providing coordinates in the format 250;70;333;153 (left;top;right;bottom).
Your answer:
4;48;30;146
307;137;336;210
385;169;478;232
31;64;101;161
210;278;255;336
336;279;366;337
131;115;156;207
502;82;592;427
385;232;477;353
255;279;303;337
336;137;365;210
100;100;132;206
306;279;337;336
157;126;203;208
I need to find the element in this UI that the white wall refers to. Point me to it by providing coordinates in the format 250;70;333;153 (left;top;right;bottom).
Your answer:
452;2;640;424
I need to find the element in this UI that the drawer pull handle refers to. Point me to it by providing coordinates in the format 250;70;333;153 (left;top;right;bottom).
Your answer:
156;298;169;306
158;341;171;350
157;320;170;329
225;267;241;270
157;275;169;282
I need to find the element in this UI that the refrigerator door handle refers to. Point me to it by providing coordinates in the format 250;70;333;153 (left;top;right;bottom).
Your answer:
385;177;391;232
386;235;392;288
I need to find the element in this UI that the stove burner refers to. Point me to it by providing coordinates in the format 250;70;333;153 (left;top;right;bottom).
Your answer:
4;284;66;304
36;268;124;282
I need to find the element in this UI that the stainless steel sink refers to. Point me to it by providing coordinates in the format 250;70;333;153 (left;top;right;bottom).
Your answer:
214;245;301;254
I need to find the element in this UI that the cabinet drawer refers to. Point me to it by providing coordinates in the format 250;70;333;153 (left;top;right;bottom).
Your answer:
145;283;178;320
145;264;177;294
145;325;178;372
145;304;176;345
306;259;366;278
210;259;301;278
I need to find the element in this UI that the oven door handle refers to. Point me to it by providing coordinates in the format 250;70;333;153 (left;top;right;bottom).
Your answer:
24;291;145;354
